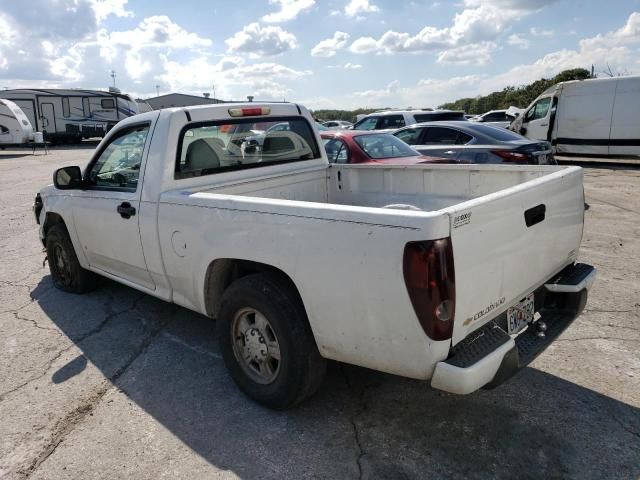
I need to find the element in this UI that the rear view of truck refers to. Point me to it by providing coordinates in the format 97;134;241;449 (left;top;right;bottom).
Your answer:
416;166;596;393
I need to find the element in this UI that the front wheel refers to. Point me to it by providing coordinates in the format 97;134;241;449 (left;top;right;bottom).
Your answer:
217;273;326;409
46;223;99;293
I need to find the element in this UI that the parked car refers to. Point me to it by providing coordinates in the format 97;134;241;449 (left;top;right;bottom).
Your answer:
322;120;353;130
321;130;449;164
510;75;640;155
35;102;594;409
393;121;555;165
352;109;466;132
470;109;519;129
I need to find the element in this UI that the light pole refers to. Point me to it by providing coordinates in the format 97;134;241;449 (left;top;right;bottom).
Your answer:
110;70;116;88
155;85;160;96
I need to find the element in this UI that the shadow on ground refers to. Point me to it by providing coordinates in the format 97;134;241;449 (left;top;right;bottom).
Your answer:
30;276;640;479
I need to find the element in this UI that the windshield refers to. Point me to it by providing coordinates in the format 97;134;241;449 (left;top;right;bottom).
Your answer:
176;117;320;179
469;124;525;141
354;134;419;159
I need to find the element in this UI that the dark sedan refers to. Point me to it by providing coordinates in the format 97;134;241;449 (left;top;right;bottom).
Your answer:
393;121;555;165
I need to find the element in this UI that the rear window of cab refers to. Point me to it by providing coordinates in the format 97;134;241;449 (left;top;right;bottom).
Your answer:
175;117;321;179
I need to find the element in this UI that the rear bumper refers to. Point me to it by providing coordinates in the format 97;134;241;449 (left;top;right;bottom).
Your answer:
431;263;595;395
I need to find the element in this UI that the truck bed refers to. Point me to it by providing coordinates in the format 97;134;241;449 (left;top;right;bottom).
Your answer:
157;162;584;378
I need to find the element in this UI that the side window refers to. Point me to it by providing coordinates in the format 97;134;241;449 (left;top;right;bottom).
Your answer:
485;112;507;122
422;127;461;145
395;128;420;145
526;98;551;121
101;98;116;109
353;117;378;130
378;115;405;129
62;97;70;118
322;138;349;163
456;132;473;145
87;124;150;190
83;97;90;117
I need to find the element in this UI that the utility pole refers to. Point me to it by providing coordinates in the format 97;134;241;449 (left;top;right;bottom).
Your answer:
110;70;117;88
212;84;216;102
155;85;160;96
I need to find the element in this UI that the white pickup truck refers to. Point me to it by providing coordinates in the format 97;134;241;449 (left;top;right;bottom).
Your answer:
34;103;595;409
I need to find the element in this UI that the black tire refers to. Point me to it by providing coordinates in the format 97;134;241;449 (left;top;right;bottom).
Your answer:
46;223;99;293
217;273;326;409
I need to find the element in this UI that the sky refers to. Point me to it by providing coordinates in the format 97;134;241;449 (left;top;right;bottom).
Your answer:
1;0;640;109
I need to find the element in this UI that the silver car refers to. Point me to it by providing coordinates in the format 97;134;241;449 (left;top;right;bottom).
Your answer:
393;121;555;165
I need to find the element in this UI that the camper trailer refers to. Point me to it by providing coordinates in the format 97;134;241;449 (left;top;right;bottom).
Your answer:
511;76;640;155
0;88;140;143
0;99;34;145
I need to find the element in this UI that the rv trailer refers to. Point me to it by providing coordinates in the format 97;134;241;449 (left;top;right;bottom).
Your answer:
0;99;35;145
0;88;140;143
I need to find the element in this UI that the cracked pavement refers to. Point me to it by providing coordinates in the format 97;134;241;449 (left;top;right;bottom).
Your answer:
0;148;638;479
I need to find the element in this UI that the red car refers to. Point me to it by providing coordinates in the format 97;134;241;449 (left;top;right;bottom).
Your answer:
320;130;453;165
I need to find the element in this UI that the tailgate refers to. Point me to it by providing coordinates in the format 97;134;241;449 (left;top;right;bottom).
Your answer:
444;167;585;345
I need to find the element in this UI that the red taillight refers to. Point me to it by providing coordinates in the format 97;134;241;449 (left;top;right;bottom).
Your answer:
491;150;532;163
403;238;455;341
228;107;271;117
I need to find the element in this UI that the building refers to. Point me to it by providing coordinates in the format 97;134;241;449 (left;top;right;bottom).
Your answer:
144;93;224;110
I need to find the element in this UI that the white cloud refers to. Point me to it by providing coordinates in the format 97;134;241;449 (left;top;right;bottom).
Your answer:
344;0;380;17
530;27;554;37
160;57;311;101
507;33;530;49
437;41;496;65
226;22;297;58
261;0;315;23
91;0;133;23
463;0;558;10
347;0;555;58
328;63;362;69
311;31;350;57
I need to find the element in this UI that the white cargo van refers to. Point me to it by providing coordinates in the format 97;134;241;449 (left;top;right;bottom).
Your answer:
511;76;640;155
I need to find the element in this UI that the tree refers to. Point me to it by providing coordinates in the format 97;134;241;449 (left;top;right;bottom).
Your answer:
438;68;593;114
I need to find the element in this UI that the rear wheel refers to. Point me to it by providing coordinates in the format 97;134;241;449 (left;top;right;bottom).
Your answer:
217;273;326;409
46;223;99;293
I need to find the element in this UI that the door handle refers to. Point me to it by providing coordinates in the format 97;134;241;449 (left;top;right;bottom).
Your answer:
444;150;456;155
540;123;548;127
524;204;546;227
117;202;136;219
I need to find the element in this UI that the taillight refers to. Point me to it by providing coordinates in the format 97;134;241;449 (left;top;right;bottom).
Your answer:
491;150;532;163
403;238;455;341
228;107;271;117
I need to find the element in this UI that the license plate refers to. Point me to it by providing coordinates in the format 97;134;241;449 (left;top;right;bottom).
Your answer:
507;293;535;334
537;154;548;164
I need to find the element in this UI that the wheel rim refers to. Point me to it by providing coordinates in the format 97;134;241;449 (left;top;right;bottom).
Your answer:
52;243;72;287
231;307;281;385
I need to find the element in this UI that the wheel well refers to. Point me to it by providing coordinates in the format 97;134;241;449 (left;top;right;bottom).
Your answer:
43;212;66;241
204;259;303;319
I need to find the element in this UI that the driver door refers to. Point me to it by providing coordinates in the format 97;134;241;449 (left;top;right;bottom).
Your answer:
522;96;552;140
71;123;155;289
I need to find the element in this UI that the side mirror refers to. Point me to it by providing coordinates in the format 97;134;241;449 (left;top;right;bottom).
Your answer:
53;166;83;190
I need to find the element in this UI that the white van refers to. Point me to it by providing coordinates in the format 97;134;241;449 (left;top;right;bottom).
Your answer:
511;76;640;155
0;99;35;145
